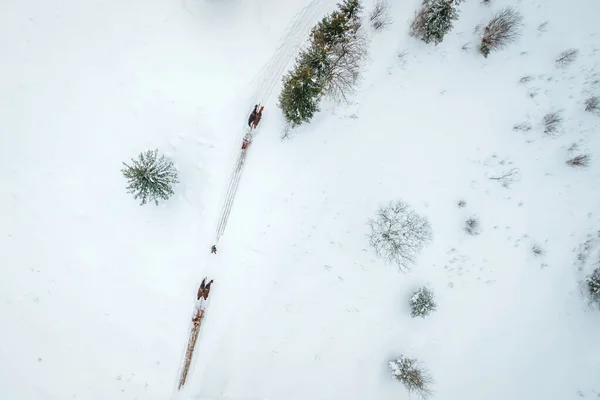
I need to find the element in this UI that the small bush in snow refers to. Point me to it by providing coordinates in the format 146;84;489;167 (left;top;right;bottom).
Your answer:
389;355;433;399
479;7;523;57
532;244;545;257
585;267;600;309
566;154;590;168
410;0;463;45
457;199;467;208
370;0;392;30
513;121;532;131
122;149;179;206
542;111;562;135
410;287;437;318
464;216;480;235
555;49;578;68
584;96;599;114
368;200;433;271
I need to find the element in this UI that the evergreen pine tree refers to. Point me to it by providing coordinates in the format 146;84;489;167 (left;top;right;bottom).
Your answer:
421;0;460;45
278;52;322;127
121;149;179;206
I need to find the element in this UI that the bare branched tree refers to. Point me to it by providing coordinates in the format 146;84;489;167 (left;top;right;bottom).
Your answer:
368;200;433;271
389;356;434;400
370;0;392;30
409;6;428;38
489;168;520;188
542;111;562;135
322;28;368;103
566;154;590;168
555;49;578;68
584;96;599;113
479;7;523;57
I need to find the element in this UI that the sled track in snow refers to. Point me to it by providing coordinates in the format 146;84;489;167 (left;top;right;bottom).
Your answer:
177;0;332;394
212;0;328;243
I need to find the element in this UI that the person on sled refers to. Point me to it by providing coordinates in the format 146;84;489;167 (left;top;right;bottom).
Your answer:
252;106;264;129
248;104;258;127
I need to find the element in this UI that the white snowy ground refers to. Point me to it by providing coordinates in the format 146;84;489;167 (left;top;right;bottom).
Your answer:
1;0;599;399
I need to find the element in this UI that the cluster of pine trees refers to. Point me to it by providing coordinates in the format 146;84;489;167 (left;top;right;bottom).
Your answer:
278;0;366;127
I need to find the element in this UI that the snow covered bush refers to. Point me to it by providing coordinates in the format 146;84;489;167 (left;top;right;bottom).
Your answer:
121;149;178;206
410;287;437;318
585;267;600;309
368;200;433;271
479;7;523;57
584;96;599;114
389;355;433;399
279;0;366;126
370;0;391;30
464;216;481;235
566;154;590;168
410;0;463;45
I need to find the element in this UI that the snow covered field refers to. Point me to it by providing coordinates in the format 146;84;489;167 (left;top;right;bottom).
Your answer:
1;0;599;399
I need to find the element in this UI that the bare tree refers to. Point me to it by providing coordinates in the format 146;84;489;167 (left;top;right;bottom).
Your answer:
370;0;392;30
322;24;368;103
513;121;532;131
389;355;433;400
584;96;599;113
479;7;523;57
409;6;428;38
368;200;433;271
489;168;520;188
555;49;578;68
542;111;562;135
566;154;590;168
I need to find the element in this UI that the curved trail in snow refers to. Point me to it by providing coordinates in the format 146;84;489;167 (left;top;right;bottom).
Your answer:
175;0;331;397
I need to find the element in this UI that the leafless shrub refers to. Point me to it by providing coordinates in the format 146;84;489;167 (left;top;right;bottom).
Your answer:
367;200;433;271
457;199;467;208
409;6;427;38
566;154;590;168
538;21;548;32
464;217;481;235
370;0;392;30
461;42;471;51
489;168;520;188
479;8;524;57
532;244;545;256
513;121;532;131
389;356;433;400
519;75;533;84
555;49;579;68
585;267;600;309
584;96;600;113
542;111;562;135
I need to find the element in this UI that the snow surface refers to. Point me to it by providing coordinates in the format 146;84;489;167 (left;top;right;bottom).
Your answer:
1;0;599;399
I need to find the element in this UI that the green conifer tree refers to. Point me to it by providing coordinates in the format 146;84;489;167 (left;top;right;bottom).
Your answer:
121;149;179;206
421;0;461;45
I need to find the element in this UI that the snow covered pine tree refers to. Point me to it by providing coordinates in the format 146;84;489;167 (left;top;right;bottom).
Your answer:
412;0;462;45
410;286;437;318
121;149;179;206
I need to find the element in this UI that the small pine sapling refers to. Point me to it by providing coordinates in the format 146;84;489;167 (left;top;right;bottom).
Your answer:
122;149;179;206
479;7;523;57
410;287;437;318
389;355;433;399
